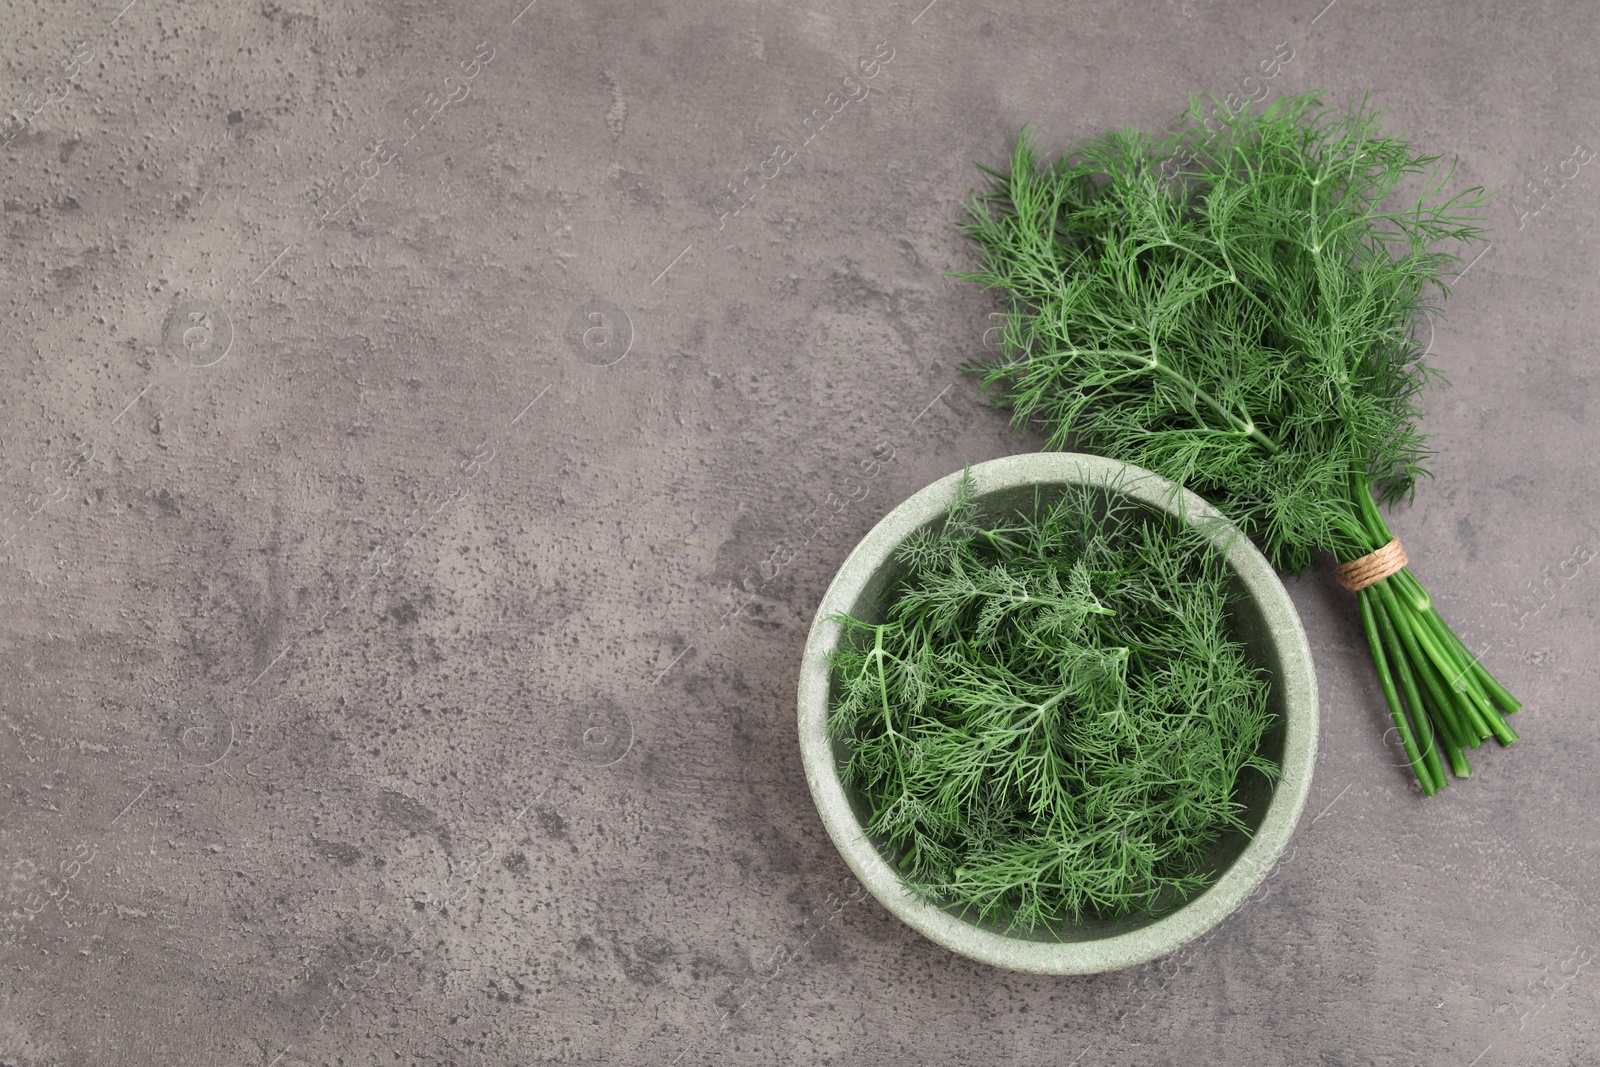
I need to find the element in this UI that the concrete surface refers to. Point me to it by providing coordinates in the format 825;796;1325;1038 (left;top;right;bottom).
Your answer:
0;0;1596;1064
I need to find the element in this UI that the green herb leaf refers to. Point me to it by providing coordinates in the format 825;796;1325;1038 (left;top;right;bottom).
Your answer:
957;93;1521;793
828;473;1276;931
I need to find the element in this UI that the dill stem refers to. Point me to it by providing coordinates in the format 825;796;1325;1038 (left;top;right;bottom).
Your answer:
1026;340;1279;453
1329;517;1381;563
1359;590;1436;793
1351;474;1394;550
1350;472;1521;749
1372;589;1449;788
872;625;903;743
1385;572;1506;726
1402;603;1496;738
978;528;1027;553
1391;592;1492;745
1401;585;1522;715
1160;235;1280;325
1329;500;1377;548
1117;348;1284;455
1374;581;1470;749
1309;168;1322;249
1469;684;1518;745
1395;596;1466;690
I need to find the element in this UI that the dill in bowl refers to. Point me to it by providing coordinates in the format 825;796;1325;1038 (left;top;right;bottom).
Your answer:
826;473;1276;932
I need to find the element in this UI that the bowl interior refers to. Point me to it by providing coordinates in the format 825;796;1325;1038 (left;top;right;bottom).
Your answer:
825;480;1289;943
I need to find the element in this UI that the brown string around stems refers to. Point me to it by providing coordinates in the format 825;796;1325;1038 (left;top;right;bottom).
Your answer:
1337;537;1408;593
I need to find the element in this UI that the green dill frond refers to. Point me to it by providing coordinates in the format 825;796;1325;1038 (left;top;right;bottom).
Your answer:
826;475;1274;931
958;93;1488;574
956;94;1523;795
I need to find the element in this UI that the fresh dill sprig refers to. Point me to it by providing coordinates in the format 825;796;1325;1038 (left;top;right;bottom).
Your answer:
827;473;1276;931
957;93;1520;794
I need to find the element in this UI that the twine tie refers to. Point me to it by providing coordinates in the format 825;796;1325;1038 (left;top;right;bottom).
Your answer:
1337;536;1407;593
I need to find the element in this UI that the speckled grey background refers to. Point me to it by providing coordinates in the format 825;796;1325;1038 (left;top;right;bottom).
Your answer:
1;0;1596;1064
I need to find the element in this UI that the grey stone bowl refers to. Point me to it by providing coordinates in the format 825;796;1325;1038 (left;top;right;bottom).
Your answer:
796;453;1318;974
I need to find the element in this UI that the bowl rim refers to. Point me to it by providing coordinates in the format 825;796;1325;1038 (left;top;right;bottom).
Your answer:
795;452;1319;974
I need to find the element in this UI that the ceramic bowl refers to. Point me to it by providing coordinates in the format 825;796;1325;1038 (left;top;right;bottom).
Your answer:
796;453;1318;974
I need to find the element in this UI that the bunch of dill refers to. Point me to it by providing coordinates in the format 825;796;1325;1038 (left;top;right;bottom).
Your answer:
958;93;1518;794
827;475;1276;931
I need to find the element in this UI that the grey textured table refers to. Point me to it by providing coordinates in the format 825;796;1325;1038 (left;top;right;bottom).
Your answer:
2;1;1596;1064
